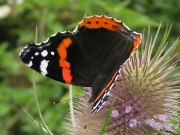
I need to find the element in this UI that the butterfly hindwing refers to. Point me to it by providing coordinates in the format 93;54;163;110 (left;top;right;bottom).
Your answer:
75;18;134;101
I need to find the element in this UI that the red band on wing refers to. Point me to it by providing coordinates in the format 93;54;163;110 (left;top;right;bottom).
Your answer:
57;38;73;83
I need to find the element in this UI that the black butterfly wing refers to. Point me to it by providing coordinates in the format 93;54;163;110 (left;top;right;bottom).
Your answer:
75;27;134;113
19;32;92;86
74;15;141;113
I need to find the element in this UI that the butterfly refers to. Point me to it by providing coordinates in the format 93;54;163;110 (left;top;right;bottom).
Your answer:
19;15;142;114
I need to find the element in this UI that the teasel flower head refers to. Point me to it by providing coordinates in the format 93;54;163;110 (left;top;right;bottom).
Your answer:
65;26;180;135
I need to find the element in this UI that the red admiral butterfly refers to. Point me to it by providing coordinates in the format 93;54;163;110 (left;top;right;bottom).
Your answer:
19;15;142;114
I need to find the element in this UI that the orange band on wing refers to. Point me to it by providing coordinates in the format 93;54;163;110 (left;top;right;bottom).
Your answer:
57;38;73;83
78;16;124;31
130;34;142;56
62;68;73;83
63;38;72;48
58;45;67;59
59;59;70;68
94;71;118;102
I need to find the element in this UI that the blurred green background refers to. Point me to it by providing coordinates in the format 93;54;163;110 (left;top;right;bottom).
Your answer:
0;0;179;135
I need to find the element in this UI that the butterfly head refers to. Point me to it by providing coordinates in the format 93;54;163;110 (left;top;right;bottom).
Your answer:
120;27;142;46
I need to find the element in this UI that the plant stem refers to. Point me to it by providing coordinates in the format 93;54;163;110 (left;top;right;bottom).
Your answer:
69;85;75;126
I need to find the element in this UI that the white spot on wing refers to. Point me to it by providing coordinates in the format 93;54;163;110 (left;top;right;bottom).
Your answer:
19;45;28;56
93;99;101;112
41;50;48;57
107;90;110;95
26;61;33;67
19;50;23;56
35;52;39;56
118;68;122;73
51;51;55;55
61;31;66;34
51;32;58;37
36;43;41;45
102;92;107;100
115;75;119;81
109;83;114;90
40;60;49;76
24;45;28;49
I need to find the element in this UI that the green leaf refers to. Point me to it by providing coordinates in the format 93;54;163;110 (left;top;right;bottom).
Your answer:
95;0;158;28
0;103;11;117
98;99;115;135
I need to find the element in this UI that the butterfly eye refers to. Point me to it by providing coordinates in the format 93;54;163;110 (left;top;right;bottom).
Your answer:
130;33;136;40
120;28;128;35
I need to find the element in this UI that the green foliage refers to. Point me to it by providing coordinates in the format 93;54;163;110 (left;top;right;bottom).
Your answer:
0;0;179;134
98;99;115;135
